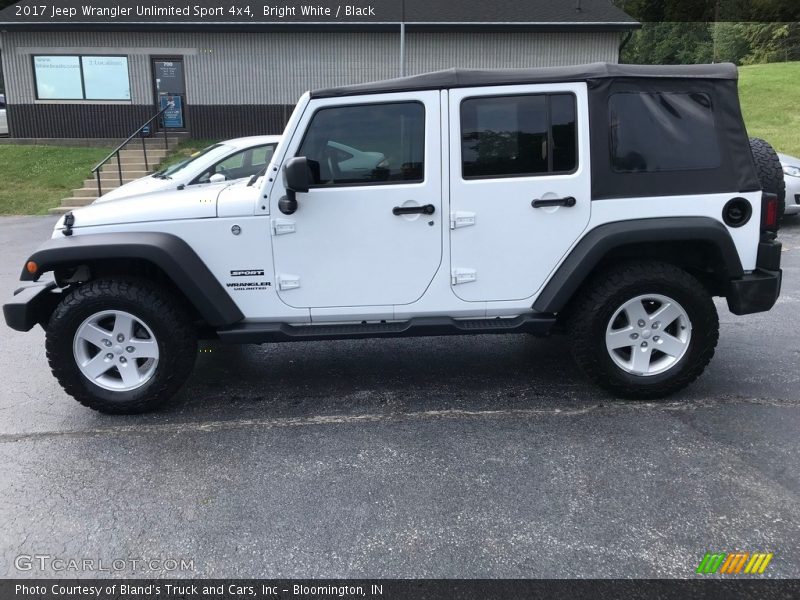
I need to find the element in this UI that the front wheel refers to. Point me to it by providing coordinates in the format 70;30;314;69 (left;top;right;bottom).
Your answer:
46;279;197;414
567;262;719;399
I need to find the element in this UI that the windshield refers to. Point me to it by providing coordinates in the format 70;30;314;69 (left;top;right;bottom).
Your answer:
154;143;232;179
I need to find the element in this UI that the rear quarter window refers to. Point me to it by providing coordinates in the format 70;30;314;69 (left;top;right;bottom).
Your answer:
609;92;721;173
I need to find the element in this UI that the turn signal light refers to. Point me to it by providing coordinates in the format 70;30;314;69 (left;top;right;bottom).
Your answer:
25;261;38;275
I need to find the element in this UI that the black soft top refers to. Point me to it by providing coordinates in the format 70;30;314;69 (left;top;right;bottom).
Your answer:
311;62;738;99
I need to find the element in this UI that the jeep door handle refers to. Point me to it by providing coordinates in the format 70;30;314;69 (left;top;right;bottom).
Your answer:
393;204;436;216
532;197;576;208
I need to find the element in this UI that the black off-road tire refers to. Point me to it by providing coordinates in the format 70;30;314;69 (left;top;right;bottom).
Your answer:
749;137;786;221
567;262;719;399
46;279;197;414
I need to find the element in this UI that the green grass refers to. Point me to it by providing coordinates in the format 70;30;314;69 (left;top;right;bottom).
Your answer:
0;145;111;215
739;61;800;156
154;138;219;171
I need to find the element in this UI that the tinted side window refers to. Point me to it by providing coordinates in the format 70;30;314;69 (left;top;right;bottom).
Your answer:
609;92;721;173
298;102;425;186
460;94;577;179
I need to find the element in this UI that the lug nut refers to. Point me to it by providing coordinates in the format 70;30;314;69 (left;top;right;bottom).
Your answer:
641;342;648;348
652;322;660;329
631;333;639;340
119;356;127;364
105;353;113;360
637;320;646;327
117;334;125;342
126;346;135;353
653;336;660;342
103;339;111;347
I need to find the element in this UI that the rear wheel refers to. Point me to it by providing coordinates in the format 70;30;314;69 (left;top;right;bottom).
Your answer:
567;262;719;399
749;137;786;221
46;279;197;414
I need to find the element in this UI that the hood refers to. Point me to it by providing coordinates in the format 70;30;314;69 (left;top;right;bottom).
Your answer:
54;186;220;234
94;175;173;203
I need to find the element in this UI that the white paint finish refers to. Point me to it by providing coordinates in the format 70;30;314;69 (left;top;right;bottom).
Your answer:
269;90;444;309
448;82;592;302
54;216;310;323
587;192;762;271
63;186;219;229
217;177;264;218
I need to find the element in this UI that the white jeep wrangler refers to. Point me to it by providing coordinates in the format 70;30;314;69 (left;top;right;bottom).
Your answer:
4;63;785;414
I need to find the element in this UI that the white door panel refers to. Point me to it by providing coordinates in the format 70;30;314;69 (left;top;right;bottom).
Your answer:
448;83;591;302
271;91;443;309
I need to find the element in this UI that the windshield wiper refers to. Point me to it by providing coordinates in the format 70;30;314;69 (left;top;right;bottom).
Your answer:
247;166;269;187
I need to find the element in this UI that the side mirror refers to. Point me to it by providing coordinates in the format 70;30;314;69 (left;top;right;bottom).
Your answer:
284;157;312;193
209;173;227;183
280;157;313;215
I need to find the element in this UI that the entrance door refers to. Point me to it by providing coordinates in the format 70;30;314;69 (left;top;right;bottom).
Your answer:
152;58;186;129
448;83;592;302
271;92;442;309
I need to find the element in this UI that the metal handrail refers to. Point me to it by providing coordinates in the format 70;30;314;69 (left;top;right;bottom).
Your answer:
91;105;171;198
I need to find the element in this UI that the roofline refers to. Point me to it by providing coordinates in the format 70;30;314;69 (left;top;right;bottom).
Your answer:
310;62;739;98
0;21;641;33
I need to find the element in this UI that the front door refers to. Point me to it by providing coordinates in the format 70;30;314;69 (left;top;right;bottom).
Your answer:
448;83;592;302
271;92;442;309
152;58;186;130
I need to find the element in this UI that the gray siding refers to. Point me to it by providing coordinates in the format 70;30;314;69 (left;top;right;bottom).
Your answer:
0;29;620;137
1;30;620;105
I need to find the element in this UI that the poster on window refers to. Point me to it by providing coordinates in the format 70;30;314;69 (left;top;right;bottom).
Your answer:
160;95;184;128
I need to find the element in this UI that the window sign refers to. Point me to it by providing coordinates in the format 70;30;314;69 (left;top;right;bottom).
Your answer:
33;56;83;99
160;95;184;128
154;61;185;94
33;55;131;101
82;56;130;100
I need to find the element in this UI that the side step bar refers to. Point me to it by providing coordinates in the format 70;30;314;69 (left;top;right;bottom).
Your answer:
216;314;556;344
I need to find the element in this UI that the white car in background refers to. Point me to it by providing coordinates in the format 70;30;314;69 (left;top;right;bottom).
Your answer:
779;153;800;216
94;135;281;203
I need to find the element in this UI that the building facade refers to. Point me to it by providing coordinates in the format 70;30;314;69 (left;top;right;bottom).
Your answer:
0;1;637;139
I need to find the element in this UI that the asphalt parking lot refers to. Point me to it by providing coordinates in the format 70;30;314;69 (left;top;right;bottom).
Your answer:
1;215;799;579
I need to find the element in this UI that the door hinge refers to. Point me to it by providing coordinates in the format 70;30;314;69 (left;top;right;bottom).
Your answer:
451;268;477;285
277;274;301;291
271;218;296;236
450;211;476;230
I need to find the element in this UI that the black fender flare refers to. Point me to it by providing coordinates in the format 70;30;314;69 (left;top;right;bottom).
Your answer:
533;217;744;313
21;232;244;327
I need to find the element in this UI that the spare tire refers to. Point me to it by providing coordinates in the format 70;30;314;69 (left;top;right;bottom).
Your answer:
749;137;786;221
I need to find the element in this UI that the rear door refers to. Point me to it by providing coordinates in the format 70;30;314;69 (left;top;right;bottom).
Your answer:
448;83;591;302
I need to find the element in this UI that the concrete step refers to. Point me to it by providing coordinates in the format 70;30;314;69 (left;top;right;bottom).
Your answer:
58;196;96;208
50;206;78;215
72;188;101;199
100;163;149;171
118;150;169;159
94;169;150;181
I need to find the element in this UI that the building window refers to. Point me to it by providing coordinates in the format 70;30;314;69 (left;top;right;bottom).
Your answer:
460;93;577;179
609;92;721;173
33;55;130;101
298;102;425;187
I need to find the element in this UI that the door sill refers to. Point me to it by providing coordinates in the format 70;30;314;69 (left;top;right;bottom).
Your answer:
216;314;556;344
